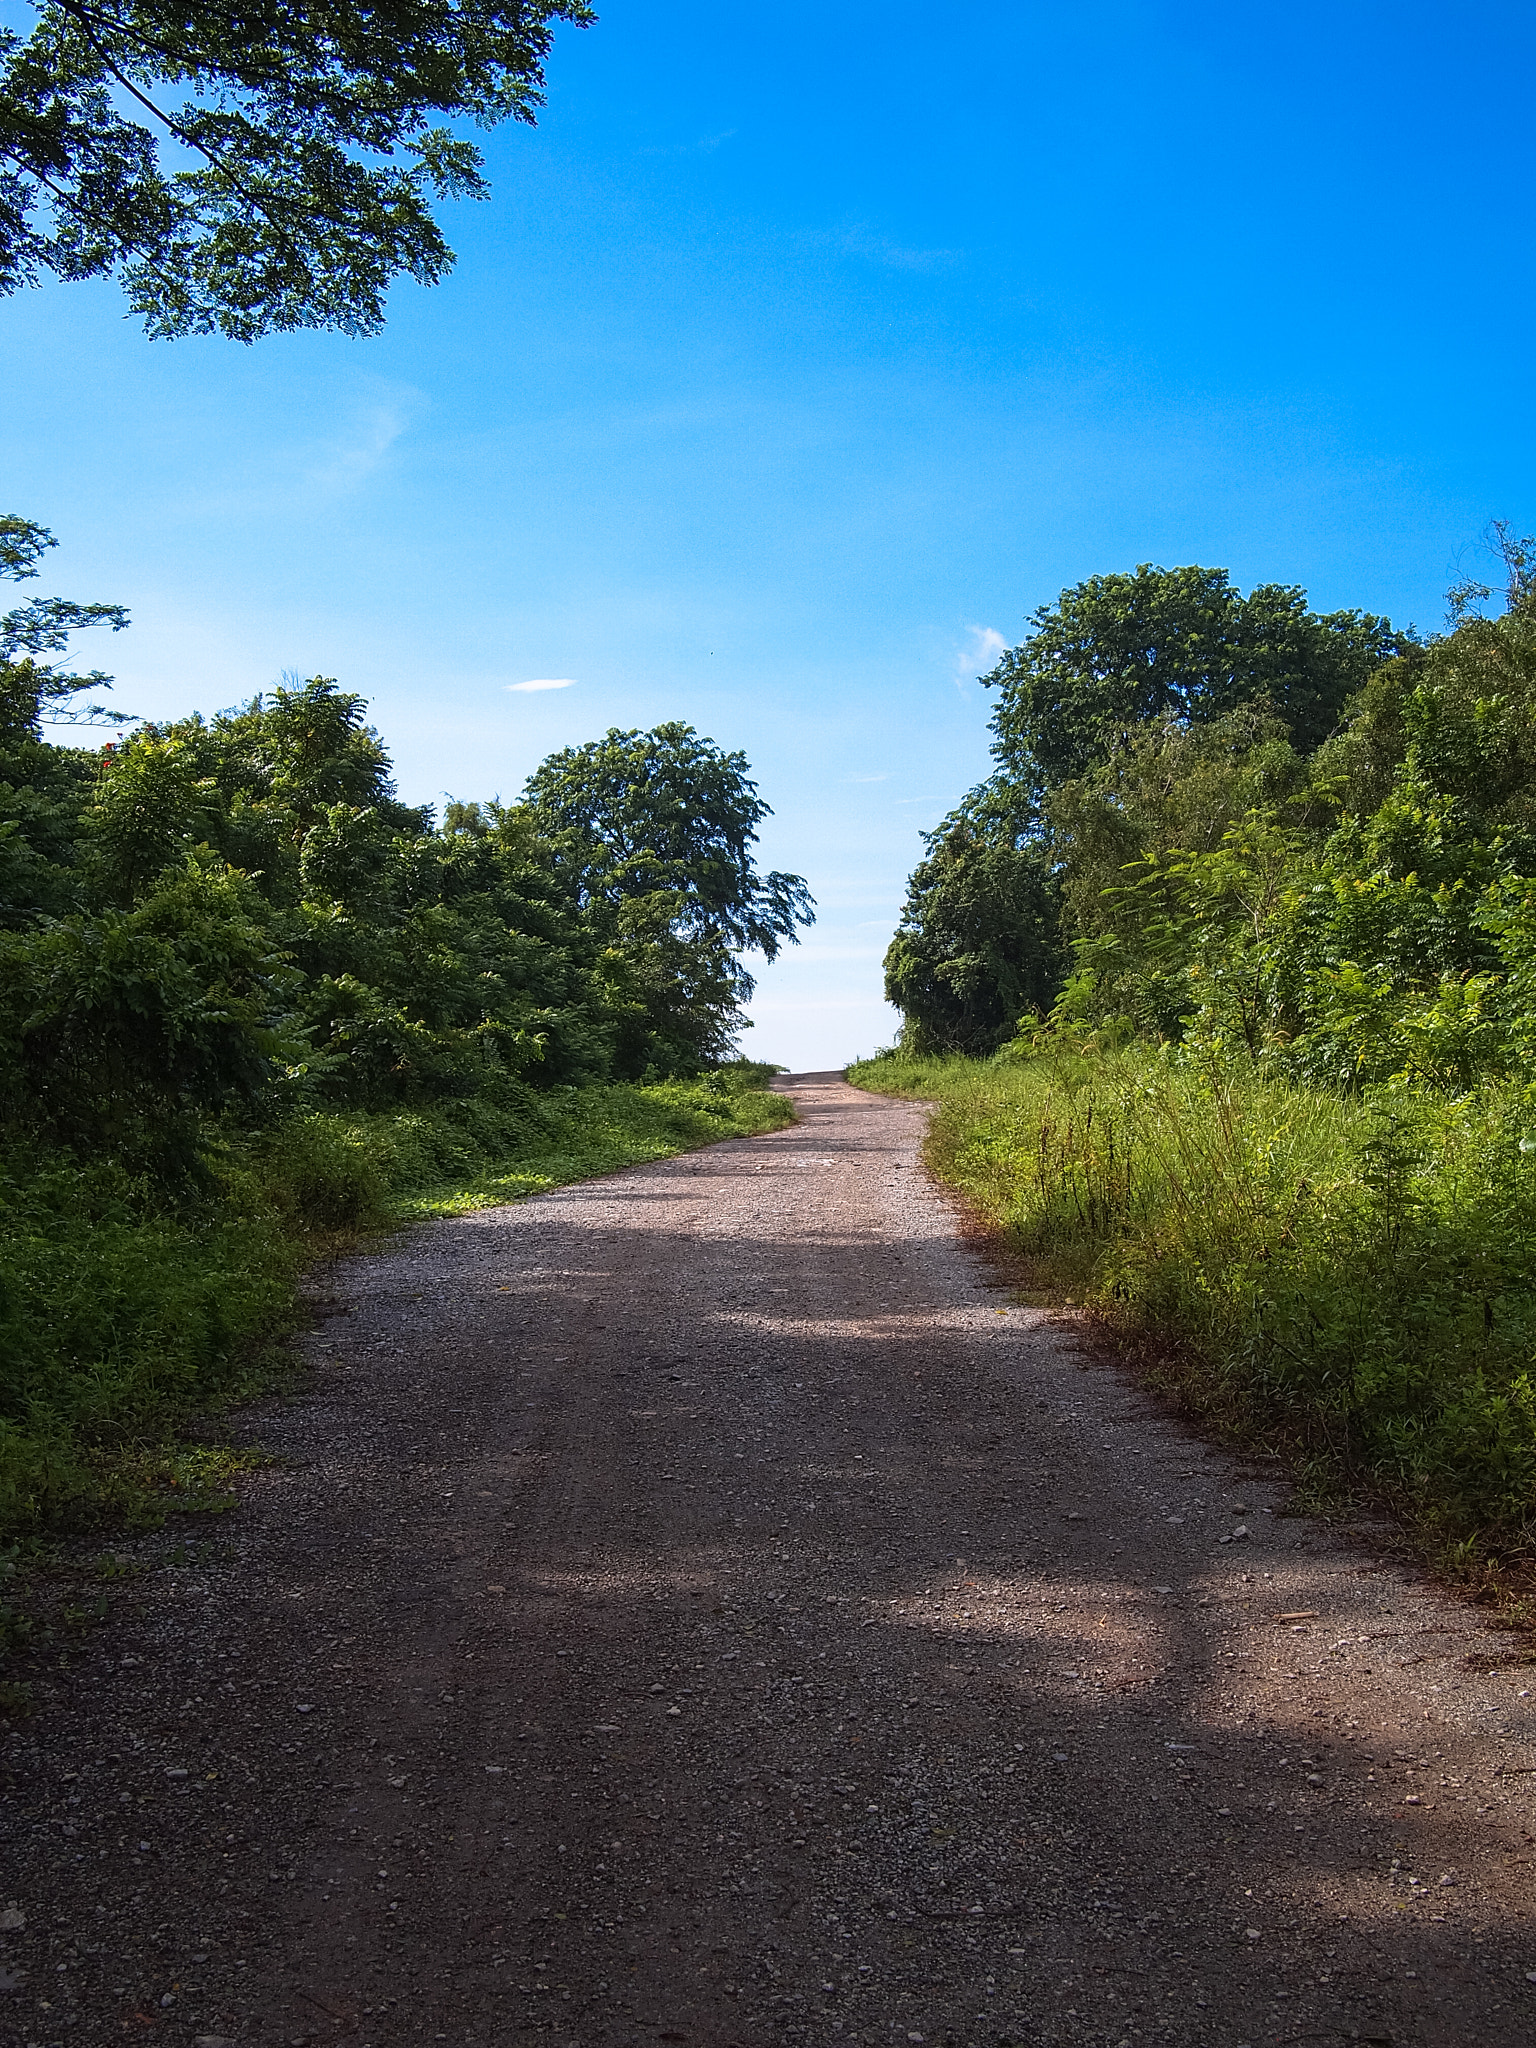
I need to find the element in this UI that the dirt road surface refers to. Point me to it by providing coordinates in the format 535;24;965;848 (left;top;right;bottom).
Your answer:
4;1072;1536;2048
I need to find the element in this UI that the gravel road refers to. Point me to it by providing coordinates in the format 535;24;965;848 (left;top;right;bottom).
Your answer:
4;1071;1536;2048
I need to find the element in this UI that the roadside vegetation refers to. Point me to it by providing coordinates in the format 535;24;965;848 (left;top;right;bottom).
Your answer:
0;517;802;1538
865;530;1536;1575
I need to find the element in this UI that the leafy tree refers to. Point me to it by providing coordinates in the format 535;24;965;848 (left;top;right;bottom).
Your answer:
1045;703;1315;940
1;513;129;745
883;784;1061;1057
523;722;814;1073
0;0;593;340
1024;575;1536;1087
0;530;805;1159
281;797;614;1102
984;563;1405;798
82;684;615;1104
195;676;428;840
885;563;1410;1055
2;860;301;1171
524;723;813;957
1;514;129;923
1316;577;1536;865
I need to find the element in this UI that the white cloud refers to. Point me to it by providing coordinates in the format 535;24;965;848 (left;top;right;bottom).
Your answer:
303;384;424;496
506;678;577;693
966;624;1007;670
953;624;1007;697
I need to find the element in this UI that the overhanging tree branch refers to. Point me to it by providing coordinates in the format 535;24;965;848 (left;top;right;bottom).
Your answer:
0;0;595;338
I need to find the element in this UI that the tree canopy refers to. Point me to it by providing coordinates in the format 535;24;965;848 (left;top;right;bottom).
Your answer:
2;521;807;1186
524;723;815;1071
0;0;593;339
882;784;1061;1057
885;563;1409;1055
984;563;1406;798
884;541;1536;1095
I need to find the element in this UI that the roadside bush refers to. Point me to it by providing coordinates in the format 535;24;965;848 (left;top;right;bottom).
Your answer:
256;1114;395;1232
0;1151;297;1531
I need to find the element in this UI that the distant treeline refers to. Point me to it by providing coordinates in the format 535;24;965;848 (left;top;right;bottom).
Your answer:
1;515;811;1173
887;533;1536;1087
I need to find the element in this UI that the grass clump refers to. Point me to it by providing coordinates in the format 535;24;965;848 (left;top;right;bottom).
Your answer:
0;1065;791;1540
850;1046;1536;1566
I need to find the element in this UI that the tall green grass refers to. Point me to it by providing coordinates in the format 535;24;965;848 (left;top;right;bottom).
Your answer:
0;1070;793;1538
850;1048;1536;1563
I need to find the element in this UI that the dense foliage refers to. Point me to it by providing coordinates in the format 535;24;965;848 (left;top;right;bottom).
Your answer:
986;563;1404;797
885;561;1414;1054
0;518;805;1533
881;782;1061;1057
0;0;592;338
1037;548;1536;1086
524;722;814;1075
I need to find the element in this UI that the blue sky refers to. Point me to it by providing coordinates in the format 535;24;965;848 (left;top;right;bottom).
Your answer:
6;0;1534;1068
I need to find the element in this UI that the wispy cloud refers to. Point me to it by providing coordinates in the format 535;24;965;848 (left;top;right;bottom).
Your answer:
304;384;423;494
506;678;577;694
840;222;959;274
953;624;1007;697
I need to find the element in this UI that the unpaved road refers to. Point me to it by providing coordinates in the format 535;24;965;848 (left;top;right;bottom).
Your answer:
4;1072;1536;2048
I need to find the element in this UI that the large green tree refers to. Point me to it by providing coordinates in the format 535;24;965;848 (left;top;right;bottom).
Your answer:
523;722;814;1073
884;563;1407;1053
985;564;1406;798
883;783;1061;1057
0;0;592;339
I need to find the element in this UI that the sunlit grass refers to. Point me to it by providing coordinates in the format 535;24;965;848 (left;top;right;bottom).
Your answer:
850;1047;1536;1565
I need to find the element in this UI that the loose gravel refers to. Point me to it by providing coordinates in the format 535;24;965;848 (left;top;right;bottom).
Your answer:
3;1071;1536;2048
